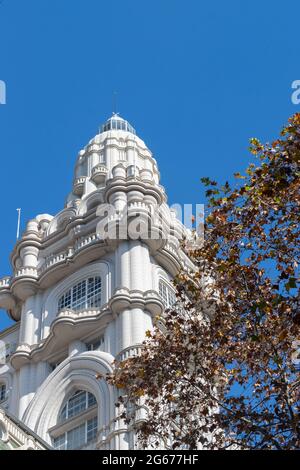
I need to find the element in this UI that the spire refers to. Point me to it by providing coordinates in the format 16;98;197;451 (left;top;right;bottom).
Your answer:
100;113;136;135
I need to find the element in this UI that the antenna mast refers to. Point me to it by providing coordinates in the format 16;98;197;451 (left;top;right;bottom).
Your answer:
16;208;21;240
113;91;118;115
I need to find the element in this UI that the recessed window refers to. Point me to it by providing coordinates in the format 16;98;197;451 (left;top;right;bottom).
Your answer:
86;336;104;351
159;279;176;309
0;384;6;402
53;390;98;450
58;277;101;312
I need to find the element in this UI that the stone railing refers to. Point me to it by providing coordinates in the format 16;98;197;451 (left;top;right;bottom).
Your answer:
91;164;107;175
39;233;100;275
0;276;11;289
91;164;108;185
115;344;143;363
75;232;100;251
57;307;101;319
15;267;38;279
0;408;49;450
73;176;87;196
39;249;70;274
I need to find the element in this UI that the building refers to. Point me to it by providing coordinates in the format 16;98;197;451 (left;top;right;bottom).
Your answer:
0;114;193;450
0;406;50;450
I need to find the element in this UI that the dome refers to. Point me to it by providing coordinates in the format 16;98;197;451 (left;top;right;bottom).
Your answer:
100;113;136;135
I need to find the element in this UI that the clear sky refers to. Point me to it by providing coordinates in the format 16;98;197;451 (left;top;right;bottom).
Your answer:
0;0;300;330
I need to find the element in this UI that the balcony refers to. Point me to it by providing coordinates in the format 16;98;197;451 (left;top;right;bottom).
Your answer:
0;276;11;289
73;176;87;196
0;276;15;311
90;165;108;185
15;267;38;279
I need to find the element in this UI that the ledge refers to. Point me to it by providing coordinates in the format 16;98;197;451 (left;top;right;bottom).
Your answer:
10;306;112;370
109;288;164;317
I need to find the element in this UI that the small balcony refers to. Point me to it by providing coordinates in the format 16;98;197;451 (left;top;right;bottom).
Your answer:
0;276;11;289
73;177;87;196
91;165;108;185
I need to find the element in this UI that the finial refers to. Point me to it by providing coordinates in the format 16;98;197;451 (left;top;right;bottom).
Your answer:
112;91;118;115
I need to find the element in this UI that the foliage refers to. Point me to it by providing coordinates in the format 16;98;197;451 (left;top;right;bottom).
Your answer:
108;114;300;450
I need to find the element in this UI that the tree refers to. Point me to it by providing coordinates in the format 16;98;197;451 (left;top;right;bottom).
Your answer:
108;114;300;450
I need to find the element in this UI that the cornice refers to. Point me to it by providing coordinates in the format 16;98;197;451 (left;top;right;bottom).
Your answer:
104;177;167;205
109;288;164;318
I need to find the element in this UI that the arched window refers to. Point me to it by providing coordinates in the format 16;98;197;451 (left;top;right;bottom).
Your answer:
52;390;98;450
0;383;6;403
159;279;176;309
58;277;101;312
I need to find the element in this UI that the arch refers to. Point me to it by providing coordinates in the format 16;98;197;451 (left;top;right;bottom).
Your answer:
77;191;104;216
41;262;111;339
23;351;115;445
46;208;77;236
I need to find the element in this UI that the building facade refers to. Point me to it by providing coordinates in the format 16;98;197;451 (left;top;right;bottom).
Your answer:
0;114;193;450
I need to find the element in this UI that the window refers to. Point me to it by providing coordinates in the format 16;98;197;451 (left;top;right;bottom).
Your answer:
86;336;104;351
53;390;98;450
59;390;97;422
58;277;101;312
159;279;176;309
0;384;6;402
53;416;98;450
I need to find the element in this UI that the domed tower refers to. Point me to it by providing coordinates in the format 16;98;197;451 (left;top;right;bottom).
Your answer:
0;114;193;450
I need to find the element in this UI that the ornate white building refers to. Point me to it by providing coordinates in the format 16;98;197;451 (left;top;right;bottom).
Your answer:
0;114;193;450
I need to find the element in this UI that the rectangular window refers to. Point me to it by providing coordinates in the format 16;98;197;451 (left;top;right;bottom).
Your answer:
159;281;168;306
159;280;176;309
53;434;66;450
67;422;86;450
53;416;97;450
87;416;98;442
58;277;102;313
87;277;101;308
0;384;6;402
86;336;104;351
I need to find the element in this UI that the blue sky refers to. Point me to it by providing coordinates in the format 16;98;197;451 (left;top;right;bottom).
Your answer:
0;0;300;330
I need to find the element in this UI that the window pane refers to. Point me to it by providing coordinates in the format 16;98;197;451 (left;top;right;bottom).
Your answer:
53;434;66;450
67;423;86;450
159;280;176;309
87;277;101;308
88;392;97;408
60;403;67;421
168;289;176;307
58;289;71;311
87;416;98;442
67;390;87;418
159;281;168;306
72;280;86;310
58;277;101;312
